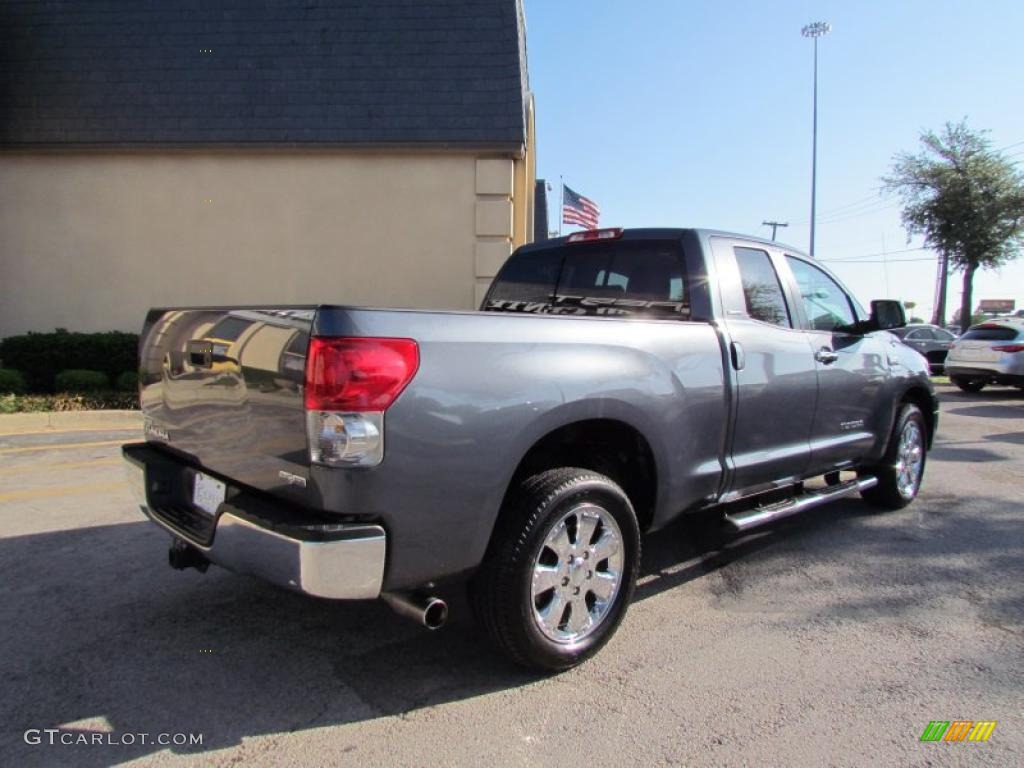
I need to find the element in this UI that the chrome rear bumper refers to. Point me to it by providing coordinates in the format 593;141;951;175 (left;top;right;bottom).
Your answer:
123;445;386;599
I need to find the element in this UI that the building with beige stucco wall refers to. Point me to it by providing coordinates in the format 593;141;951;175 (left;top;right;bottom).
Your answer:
0;0;536;339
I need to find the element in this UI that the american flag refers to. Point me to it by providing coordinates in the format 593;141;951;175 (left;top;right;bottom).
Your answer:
562;184;600;229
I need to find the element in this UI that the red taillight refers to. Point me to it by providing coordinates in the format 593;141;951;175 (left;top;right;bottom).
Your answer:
566;227;623;243
304;337;419;411
992;344;1024;353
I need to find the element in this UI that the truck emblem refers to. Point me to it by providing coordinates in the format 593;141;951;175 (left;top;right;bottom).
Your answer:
278;470;307;488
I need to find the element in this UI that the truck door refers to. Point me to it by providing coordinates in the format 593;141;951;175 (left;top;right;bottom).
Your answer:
781;255;890;474
709;238;818;497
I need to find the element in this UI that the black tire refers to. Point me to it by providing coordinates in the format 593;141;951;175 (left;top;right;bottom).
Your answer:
470;468;641;672
951;375;986;393
859;403;927;510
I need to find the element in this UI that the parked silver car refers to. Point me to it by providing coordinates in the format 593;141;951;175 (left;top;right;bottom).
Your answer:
888;324;956;373
945;317;1024;392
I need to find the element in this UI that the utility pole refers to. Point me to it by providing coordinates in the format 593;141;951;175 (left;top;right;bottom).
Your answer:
932;251;949;327
762;220;789;241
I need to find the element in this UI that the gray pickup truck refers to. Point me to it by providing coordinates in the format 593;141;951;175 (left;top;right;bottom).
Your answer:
123;227;937;671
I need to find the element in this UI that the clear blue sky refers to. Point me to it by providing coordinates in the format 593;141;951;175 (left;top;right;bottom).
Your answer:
523;0;1024;321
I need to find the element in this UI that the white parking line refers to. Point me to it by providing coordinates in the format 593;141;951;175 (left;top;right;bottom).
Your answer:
0;426;139;438
0;440;125;455
0;458;121;476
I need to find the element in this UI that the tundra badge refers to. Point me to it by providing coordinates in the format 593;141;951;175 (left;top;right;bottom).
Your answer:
278;470;307;488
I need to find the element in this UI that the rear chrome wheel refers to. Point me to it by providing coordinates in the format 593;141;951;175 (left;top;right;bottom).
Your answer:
531;503;624;644
470;468;640;672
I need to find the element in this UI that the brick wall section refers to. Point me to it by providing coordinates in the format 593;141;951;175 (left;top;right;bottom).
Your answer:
0;0;528;146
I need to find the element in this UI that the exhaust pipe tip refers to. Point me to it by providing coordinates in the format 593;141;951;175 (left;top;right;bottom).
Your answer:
422;597;448;630
382;591;448;630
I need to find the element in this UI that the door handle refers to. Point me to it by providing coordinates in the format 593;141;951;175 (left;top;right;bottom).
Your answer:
730;341;745;370
815;348;839;365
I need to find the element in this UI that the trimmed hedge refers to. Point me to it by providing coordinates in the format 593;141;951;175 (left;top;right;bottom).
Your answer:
0;329;138;393
116;371;139;392
0;392;140;413
54;369;110;392
0;368;27;394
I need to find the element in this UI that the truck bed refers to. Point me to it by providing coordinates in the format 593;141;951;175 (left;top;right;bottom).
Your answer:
137;303;728;588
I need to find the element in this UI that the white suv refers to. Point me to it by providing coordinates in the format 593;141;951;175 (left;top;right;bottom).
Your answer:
945;317;1024;392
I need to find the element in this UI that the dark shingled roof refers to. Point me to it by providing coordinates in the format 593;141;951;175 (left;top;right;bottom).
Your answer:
0;0;528;147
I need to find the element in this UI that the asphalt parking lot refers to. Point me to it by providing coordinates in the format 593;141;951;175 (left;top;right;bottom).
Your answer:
0;386;1021;767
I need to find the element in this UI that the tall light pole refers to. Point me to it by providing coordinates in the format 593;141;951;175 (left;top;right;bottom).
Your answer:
802;20;831;257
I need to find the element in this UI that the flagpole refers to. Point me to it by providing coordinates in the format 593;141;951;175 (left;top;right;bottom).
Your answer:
559;176;564;236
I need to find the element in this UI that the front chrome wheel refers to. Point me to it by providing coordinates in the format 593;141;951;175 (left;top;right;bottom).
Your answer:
860;403;929;511
895;420;924;500
531;503;624;644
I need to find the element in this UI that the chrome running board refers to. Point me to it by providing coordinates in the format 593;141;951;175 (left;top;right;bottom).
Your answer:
724;476;878;532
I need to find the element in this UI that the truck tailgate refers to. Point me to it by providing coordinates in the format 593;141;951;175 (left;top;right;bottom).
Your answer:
138;307;315;502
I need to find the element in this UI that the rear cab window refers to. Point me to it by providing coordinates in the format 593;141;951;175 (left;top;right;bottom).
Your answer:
485;240;691;319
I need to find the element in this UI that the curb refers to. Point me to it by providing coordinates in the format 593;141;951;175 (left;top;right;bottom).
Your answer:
0;410;142;435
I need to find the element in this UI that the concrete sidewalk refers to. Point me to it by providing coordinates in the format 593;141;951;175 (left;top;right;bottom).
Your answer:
0;410;142;435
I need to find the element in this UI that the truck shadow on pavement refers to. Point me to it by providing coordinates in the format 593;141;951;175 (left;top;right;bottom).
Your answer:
944;386;1023;421
927;442;1008;463
983;430;1024;445
2;489;1021;766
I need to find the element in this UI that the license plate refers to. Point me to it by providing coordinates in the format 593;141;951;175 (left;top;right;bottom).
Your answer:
962;348;997;362
192;472;226;517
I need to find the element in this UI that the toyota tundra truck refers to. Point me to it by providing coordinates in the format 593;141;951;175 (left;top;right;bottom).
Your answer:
123;228;937;671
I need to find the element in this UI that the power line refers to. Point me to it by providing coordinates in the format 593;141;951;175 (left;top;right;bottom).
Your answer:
792;192;898;227
819;246;930;262
814;199;901;226
786;139;1024;231
789;190;886;225
811;191;884;217
824;257;937;264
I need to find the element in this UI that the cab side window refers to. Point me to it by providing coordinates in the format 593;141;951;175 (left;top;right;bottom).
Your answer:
785;256;856;332
733;247;791;327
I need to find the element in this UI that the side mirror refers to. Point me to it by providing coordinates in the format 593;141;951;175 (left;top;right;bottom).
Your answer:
870;300;906;331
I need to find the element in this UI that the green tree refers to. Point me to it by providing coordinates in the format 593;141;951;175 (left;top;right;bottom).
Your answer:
883;120;1024;328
